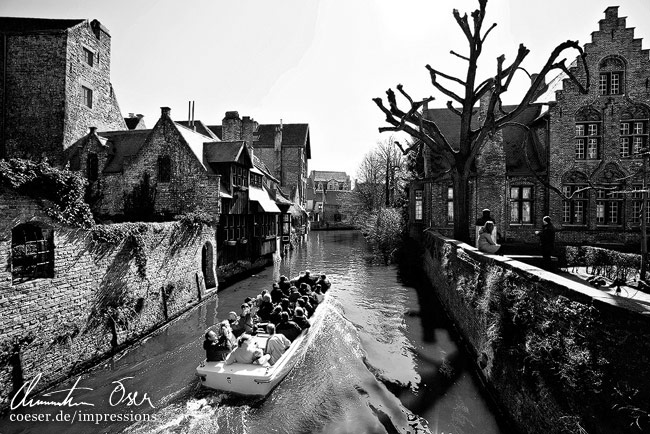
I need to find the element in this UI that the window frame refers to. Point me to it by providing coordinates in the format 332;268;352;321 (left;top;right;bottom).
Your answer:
82;86;93;109
562;184;588;226
595;187;623;227
620;107;648;158
414;190;423;221
11;223;55;284
509;185;534;224
82;47;94;67
446;186;454;224
87;152;99;181
157;155;172;183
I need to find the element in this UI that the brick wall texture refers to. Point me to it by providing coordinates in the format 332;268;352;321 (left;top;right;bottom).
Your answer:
410;7;649;248
0;190;217;411
421;230;650;434
1;20;126;164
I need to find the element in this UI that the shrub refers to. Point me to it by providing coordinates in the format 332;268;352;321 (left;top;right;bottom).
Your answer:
0;158;94;228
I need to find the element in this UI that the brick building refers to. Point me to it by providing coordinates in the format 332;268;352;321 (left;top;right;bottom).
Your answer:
410;6;648;249
306;170;351;223
0;18;126;164
66;107;221;219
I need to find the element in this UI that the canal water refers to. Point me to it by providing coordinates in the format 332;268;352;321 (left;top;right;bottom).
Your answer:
3;230;503;434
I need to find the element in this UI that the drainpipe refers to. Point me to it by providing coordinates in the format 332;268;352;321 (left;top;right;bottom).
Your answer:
1;33;7;158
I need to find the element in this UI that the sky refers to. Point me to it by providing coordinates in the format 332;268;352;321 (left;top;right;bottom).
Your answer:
2;0;650;179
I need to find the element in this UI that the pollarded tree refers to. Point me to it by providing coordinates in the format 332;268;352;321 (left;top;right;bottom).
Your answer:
373;0;589;243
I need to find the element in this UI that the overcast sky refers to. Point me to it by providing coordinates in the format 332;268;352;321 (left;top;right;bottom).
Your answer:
2;0;650;179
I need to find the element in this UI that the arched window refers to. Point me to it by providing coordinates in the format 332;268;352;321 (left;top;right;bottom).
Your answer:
562;171;589;225
157;155;171;183
620;105;649;157
599;56;625;95
575;107;602;160
594;163;625;226
87;152;98;181
11;222;54;283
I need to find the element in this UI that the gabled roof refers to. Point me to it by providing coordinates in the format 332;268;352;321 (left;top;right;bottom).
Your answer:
206;123;311;158
311;171;349;183
176;120;220;141
174;122;213;171
423;104;545;173
203;141;251;166
99;129;151;173
252;155;279;183
0;17;85;33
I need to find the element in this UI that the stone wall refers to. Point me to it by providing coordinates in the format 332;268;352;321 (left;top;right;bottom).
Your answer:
420;229;650;434
1;20;126;165
0;190;217;412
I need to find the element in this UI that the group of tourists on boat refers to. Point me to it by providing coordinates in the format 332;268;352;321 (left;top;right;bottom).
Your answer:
202;270;331;367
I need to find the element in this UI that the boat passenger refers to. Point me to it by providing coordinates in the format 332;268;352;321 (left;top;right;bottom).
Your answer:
280;298;294;316
265;323;291;365
299;296;315;317
252;348;271;366
276;312;302;342
278;275;291;293
298;282;311;295
269;305;283;326
239;303;255;335
203;329;231;362
257;293;274;321
219;320;238;347
229;311;245;338
270;283;284;304
297;270;316;286
315;274;331;292
289;287;301;304
292;307;311;331
224;334;256;365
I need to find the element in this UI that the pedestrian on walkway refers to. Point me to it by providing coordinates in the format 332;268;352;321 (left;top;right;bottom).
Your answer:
536;216;555;269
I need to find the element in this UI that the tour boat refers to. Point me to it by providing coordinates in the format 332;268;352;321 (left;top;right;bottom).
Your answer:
196;327;311;396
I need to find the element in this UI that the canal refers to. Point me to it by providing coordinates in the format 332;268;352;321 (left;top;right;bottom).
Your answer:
3;230;504;434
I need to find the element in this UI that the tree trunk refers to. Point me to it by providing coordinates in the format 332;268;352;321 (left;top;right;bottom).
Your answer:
452;170;471;243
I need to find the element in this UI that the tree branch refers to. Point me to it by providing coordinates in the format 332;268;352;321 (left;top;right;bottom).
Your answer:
426;65;465;103
447;101;462;117
450;50;470;62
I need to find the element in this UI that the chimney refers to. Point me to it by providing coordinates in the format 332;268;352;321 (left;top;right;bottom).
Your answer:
161;107;171;118
242;116;258;143
89;126;97;135
136;114;144;119
128;112;135;118
274;122;283;152
222;111;242;141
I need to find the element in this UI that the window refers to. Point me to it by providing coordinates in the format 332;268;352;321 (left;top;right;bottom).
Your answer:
414;190;423;221
510;186;533;224
82;86;93;108
620;106;649;158
599;56;625;95
87;153;98;181
595;188;622;226
562;185;588;225
630;187;650;226
251;173;263;188
83;47;94;67
223;215;247;241
254;214;277;237
575;108;601;160
232;165;248;187
11;223;54;283
158;155;171;183
446;187;454;223
316;182;323;191
282;213;291;235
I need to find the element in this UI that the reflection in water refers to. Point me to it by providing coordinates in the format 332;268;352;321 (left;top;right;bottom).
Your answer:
1;231;503;434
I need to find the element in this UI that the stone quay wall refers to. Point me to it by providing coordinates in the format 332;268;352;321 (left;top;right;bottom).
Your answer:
419;229;650;434
0;196;217;412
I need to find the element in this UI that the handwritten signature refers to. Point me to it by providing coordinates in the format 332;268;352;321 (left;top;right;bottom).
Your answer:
10;373;155;410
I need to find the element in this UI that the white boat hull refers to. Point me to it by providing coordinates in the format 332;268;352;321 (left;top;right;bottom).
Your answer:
196;329;309;396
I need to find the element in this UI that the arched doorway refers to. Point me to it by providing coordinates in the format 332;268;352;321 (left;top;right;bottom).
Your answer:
201;242;216;290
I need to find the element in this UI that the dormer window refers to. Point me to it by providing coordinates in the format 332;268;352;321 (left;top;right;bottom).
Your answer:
599;56;625;96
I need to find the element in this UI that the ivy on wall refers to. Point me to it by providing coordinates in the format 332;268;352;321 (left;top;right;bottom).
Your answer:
0;159;94;228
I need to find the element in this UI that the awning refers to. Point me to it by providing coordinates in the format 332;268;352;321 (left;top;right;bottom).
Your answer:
249;187;281;213
220;184;232;199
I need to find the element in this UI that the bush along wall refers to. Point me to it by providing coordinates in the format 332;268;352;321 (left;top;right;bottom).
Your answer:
421;230;650;434
0;198;217;413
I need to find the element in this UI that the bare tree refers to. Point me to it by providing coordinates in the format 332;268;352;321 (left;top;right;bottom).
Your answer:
373;0;589;242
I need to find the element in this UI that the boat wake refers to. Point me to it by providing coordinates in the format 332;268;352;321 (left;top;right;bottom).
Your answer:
125;297;430;434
